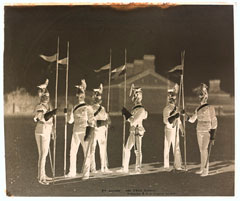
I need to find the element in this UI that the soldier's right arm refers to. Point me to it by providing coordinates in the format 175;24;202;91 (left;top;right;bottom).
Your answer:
128;107;146;124
163;107;170;125
68;108;74;124
33;104;45;122
188;110;197;123
87;106;95;127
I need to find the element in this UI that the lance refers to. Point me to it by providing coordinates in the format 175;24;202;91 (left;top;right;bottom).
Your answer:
205;141;213;169
173;76;182;170
181;50;187;171
122;48;127;167
48;147;53;176
107;49;112;117
63;41;69;176
105;48;112;168
53;37;59;180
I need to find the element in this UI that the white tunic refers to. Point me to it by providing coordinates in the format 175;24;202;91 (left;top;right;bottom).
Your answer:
163;103;182;130
34;103;53;135
188;104;217;132
92;104;108;131
68;102;94;134
128;105;148;135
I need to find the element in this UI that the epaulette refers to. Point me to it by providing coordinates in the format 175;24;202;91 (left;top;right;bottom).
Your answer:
132;105;144;111
197;103;209;112
73;103;87;113
94;106;102;117
170;106;177;116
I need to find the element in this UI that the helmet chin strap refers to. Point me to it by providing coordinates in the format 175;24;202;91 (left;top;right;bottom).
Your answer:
92;95;102;104
77;93;85;102
40;94;50;103
200;96;208;104
132;92;142;103
169;99;176;104
168;96;176;104
94;99;102;104
133;98;142;105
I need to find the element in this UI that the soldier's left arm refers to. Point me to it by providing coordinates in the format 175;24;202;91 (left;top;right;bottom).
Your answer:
178;119;184;136
102;106;108;120
210;106;218;129
34;104;45;122
68;108;74;124
209;106;218;142
188;109;197;123
87;106;95;127
129;107;147;124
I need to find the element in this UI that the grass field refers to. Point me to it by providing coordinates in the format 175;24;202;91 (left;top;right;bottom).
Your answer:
4;114;234;196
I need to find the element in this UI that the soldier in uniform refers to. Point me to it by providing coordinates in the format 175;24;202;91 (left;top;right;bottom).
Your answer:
187;83;218;177
163;84;184;171
67;79;95;180
91;83;112;173
34;79;57;185
119;84;148;174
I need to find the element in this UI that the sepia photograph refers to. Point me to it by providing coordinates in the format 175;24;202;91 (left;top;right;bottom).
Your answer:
2;1;237;197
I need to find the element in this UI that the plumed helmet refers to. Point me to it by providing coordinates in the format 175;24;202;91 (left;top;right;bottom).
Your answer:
193;83;208;102
167;83;179;102
75;79;87;96
92;83;103;104
199;83;208;101
37;79;50;99
129;83;142;103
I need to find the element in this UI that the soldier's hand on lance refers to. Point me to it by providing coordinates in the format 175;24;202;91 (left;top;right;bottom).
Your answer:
51;128;56;140
44;108;58;121
210;139;215;146
168;112;180;124
64;108;67;114
122;107;132;120
107;116;111;127
209;129;216;140
84;126;95;141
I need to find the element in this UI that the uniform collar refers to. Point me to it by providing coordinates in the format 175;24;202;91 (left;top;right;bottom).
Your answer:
133;104;142;108
168;103;176;107
200;101;208;105
41;102;48;106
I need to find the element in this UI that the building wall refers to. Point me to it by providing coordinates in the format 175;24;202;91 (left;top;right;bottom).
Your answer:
101;55;172;114
102;87;120;113
142;88;168;114
102;86;168;114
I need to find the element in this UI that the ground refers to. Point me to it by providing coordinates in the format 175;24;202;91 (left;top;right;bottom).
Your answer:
4;114;234;196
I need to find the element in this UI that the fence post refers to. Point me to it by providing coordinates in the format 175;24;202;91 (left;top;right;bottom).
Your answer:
13;103;15;114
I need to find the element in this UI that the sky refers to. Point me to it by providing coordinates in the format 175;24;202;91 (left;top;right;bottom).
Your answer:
3;4;234;97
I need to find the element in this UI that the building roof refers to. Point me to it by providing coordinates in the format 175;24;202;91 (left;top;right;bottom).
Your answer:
103;54;174;89
108;69;174;88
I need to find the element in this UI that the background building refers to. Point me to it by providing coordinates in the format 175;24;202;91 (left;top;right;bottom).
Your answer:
102;55;174;115
4;58;233;116
186;79;234;115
